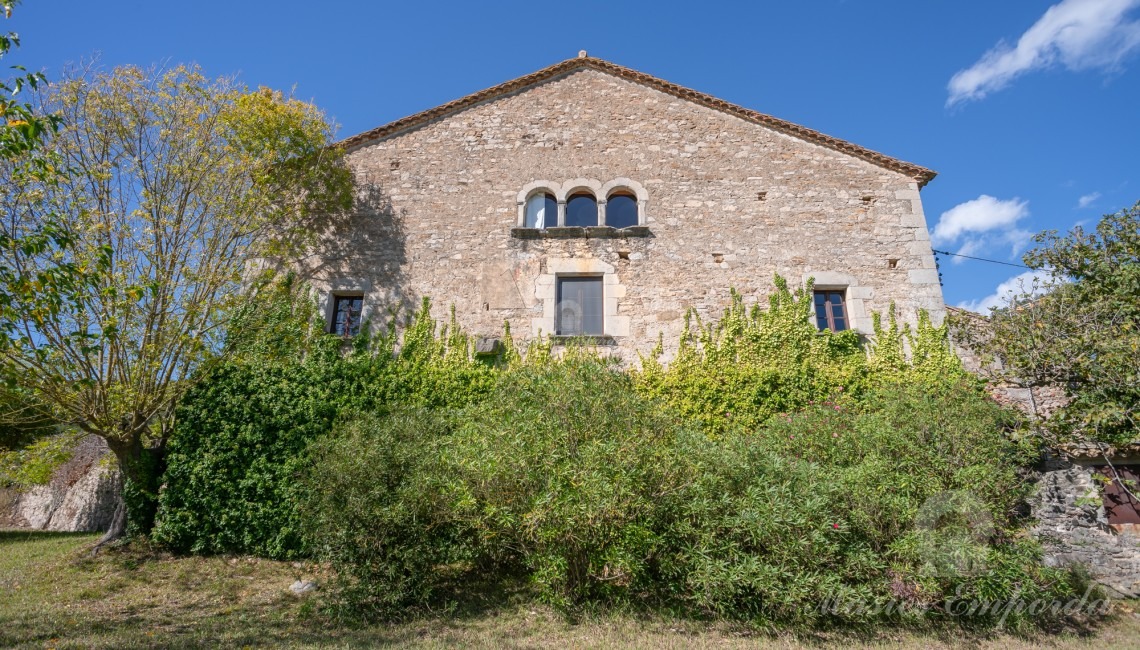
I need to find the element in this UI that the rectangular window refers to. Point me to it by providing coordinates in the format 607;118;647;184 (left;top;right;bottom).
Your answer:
813;290;848;332
330;294;363;336
556;276;603;336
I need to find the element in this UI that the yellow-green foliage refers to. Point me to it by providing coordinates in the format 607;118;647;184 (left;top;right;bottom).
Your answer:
633;276;973;435
159;275;974;559
0;431;79;488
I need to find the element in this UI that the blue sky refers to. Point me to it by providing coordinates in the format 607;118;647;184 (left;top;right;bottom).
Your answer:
8;0;1139;311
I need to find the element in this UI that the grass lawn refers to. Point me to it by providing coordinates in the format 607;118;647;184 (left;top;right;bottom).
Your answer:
1;530;1138;649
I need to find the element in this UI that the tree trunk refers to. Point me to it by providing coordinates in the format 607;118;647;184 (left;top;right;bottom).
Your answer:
96;431;166;548
92;498;126;552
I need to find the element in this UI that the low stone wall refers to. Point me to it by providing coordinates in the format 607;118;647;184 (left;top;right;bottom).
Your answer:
1;435;121;533
1032;456;1140;598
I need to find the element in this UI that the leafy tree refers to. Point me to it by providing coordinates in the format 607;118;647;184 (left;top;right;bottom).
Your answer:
0;1;60;161
0;63;353;542
0;1;65;456
954;202;1140;448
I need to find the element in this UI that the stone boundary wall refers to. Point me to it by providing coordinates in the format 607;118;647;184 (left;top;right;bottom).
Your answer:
1033;456;1140;597
950;308;1140;597
1;435;121;533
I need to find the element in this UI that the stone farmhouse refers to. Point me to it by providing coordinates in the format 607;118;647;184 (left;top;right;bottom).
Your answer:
297;52;945;359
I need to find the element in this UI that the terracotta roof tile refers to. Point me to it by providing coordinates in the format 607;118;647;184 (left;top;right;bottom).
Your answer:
338;56;938;188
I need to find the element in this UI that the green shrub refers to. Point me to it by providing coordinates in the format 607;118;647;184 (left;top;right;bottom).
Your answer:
658;431;882;625
153;360;371;557
153;285;502;559
445;352;691;610
301;409;463;615
302;353;1086;629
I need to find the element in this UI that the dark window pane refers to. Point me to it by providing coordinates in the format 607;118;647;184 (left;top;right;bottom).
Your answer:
545;195;557;226
606;194;638;228
332;295;363;336
557;276;603;336
813;290;847;332
829;297;844;318
566;194;598;227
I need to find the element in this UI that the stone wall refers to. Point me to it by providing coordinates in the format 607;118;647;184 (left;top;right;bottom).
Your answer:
948;306;1070;420
1033;456;1140;598
1;435;121;533
950;310;1140;597
300;68;944;361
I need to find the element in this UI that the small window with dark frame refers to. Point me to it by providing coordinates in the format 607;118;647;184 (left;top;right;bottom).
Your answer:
330;294;363;337
813;290;848;332
556;276;604;336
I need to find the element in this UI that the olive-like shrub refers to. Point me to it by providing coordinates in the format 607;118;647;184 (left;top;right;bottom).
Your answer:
301;355;1091;629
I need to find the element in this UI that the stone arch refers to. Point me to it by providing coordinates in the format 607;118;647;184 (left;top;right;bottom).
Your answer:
516;180;561;227
600;177;648;203
558;178;603;202
600;178;649;227
560;178;602;228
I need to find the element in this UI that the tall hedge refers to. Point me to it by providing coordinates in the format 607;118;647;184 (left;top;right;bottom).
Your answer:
152;292;503;559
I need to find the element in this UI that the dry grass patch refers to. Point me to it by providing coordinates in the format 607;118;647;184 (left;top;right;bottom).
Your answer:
0;530;1136;649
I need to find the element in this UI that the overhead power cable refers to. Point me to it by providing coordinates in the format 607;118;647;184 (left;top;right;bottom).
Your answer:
931;249;1032;269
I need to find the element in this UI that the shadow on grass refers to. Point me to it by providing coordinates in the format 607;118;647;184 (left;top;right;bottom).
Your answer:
0;529;99;544
0;534;1122;649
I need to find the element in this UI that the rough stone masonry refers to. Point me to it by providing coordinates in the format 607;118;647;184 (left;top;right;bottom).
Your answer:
297;58;945;361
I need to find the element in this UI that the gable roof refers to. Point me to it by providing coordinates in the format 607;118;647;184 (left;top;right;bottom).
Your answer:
339;55;937;188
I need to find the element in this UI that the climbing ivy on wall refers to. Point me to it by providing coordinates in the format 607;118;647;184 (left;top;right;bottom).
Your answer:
632;276;973;436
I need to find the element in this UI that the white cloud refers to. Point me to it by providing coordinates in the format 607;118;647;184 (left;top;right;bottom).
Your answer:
1077;191;1101;207
957;270;1059;313
932;195;1030;245
947;0;1140;106
1003;228;1035;257
950;238;984;264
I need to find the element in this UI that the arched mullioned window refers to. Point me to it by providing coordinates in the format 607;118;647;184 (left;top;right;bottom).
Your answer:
565;192;598;227
516;179;646;231
605;192;638;228
525;192;557;229
600;178;647;228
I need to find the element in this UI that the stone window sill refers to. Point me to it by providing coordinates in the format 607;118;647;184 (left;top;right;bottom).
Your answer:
511;226;651;239
550;334;618;346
